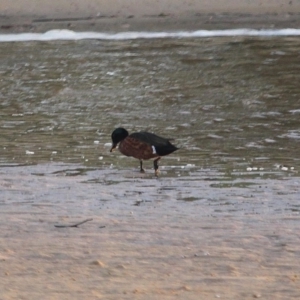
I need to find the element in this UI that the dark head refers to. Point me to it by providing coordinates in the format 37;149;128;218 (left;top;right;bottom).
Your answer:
110;128;129;152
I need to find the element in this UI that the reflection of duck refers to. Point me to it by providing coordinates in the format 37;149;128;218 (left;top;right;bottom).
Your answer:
110;128;178;176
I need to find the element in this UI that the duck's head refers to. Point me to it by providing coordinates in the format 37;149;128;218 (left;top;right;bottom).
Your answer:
110;128;129;152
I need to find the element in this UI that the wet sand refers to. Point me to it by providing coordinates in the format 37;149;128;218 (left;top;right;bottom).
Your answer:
1;164;300;299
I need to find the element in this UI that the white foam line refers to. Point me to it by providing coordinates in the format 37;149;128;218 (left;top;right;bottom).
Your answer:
1;28;300;42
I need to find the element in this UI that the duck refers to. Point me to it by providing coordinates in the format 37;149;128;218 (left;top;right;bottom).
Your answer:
110;127;178;176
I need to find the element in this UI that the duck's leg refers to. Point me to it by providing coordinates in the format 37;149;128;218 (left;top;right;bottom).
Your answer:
153;157;161;176
139;160;145;173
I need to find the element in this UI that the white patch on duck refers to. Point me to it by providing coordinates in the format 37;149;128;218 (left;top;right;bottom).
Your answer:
152;145;157;154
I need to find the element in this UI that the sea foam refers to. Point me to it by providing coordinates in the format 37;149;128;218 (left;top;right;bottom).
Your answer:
0;28;300;42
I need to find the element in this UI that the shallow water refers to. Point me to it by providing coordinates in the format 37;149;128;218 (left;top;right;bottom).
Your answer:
0;34;300;299
1;36;300;173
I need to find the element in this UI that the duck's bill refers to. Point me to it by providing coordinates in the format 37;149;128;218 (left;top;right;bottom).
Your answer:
110;144;117;152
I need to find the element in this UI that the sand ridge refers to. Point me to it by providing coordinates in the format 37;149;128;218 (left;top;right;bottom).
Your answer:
1;0;300;17
1;0;300;33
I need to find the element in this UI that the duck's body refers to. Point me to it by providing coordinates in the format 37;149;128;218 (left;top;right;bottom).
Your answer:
110;128;178;175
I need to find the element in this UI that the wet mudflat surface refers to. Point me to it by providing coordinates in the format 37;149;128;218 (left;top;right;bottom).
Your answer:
0;36;300;299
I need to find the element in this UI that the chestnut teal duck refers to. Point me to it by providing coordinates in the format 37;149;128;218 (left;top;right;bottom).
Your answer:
110;127;178;176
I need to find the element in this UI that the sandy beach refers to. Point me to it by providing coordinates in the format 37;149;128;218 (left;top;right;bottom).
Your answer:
1;0;300;32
